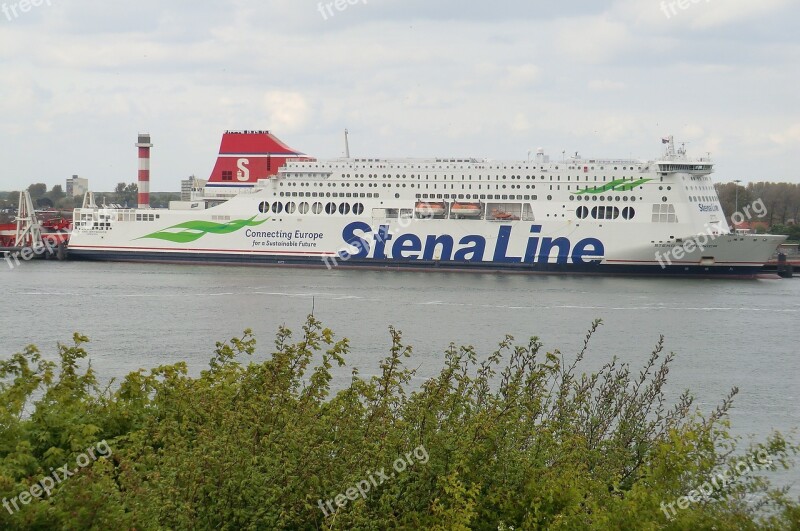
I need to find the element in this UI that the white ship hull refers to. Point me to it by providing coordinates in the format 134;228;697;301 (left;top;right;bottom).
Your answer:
68;132;786;278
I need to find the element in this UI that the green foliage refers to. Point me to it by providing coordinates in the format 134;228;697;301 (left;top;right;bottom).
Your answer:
770;224;800;242
26;183;47;200
1;317;798;529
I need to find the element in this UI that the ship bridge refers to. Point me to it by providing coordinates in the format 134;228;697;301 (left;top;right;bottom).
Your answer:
656;162;714;175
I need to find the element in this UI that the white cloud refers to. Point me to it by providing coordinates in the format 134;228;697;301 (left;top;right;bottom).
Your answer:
0;1;799;190
262;91;311;133
769;124;800;147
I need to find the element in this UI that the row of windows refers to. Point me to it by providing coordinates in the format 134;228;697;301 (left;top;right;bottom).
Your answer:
416;193;538;201
575;206;636;220
690;196;717;202
278;191;379;198
571;195;638;202
287;174;640;183
282;180;643;192
258;201;365;216
135;214;159;221
290;163;638;172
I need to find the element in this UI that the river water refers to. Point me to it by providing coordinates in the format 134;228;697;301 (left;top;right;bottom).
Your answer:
2;261;798;492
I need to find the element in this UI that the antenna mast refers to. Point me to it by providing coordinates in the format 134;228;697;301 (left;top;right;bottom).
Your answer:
344;129;350;158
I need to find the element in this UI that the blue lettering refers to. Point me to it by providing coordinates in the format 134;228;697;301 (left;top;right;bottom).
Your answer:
393;234;422;259
493;226;522;263
373;225;393;259
340;221;371;259
338;223;605;265
523;225;542;263
537;237;571;264
422;234;454;260
454;235;486;262
571;238;605;264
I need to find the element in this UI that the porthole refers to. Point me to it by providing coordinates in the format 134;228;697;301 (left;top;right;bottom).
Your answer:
576;206;589;219
271;202;283;214
338;203;351;215
258;201;269;214
285;202;297;214
312;202;323;214
325;202;336;214
353;203;364;215
299;202;310;214
662;196;668;202
622;207;635;220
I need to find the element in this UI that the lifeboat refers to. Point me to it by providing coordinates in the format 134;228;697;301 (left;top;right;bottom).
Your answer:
491;209;519;221
415;202;445;217
450;202;482;217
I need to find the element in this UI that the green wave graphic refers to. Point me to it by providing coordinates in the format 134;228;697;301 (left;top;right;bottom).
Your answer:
575;178;652;195
138;216;269;244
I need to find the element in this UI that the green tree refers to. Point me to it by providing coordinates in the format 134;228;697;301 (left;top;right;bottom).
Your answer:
0;318;798;529
47;185;66;202
26;183;47;200
111;182;138;207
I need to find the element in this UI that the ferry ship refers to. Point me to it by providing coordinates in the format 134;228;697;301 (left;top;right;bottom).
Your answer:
67;131;786;277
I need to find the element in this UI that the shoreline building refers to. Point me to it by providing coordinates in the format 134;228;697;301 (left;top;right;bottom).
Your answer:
181;175;207;201
66;175;89;197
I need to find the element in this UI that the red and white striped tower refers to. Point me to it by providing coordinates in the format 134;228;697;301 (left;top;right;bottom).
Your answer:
136;133;153;208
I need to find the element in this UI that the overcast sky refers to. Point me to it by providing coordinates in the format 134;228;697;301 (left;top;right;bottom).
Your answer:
1;0;798;192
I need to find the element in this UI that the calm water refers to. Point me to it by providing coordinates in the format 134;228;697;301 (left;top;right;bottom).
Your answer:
2;261;799;491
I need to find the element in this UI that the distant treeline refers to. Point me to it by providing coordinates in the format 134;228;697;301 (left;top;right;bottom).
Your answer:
716;181;800;226
0;183;180;221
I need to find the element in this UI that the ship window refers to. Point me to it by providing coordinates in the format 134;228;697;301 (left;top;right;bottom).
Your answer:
272;202;283;214
576;206;589;219
222;171;233;181
325;202;336;214
299;202;310;214
622;207;635;220
285;202;297;214
339;203;350;215
312;202;323;214
258;201;269;213
353;203;364;215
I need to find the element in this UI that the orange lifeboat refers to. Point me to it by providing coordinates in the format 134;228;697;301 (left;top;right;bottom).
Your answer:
491;208;519;220
415;202;445;217
450;202;482;217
